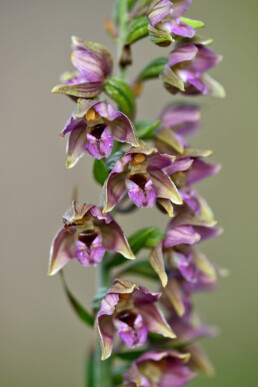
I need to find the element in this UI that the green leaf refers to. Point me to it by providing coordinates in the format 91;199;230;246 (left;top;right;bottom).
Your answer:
144;228;165;248
59;271;94;327
135;120;161;140
106;151;125;171
93;159;109;185
180;17;205;29
119;259;159;280
85;351;94;387
115;349;145;361
106;227;164;269
126;16;149;44
138;57;168;81
103;77;136;118
92;287;109;312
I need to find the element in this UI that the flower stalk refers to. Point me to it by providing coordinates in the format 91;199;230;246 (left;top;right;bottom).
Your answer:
49;0;225;385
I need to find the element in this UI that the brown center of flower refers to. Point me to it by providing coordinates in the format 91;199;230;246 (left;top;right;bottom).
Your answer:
117;311;137;327
132;153;146;164
85;108;98;122
78;230;99;247
129;173;148;189
90;124;106;139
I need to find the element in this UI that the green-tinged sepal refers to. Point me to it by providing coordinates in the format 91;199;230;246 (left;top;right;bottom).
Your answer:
138;57;168;81
203;74;226;98
148;25;174;47
126;16;149;44
51;82;102;99
118;259;159;281
59;271;94;327
93;159;109;185
103;77;136;118
161;65;185;92
149;242;168;287
135;119;161;139
180;17;205;29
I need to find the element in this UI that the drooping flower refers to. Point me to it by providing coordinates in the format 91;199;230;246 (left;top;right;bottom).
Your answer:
52;36;113;98
96;279;175;360
149;192;221;287
148;0;195;47
156;103;201;154
48;201;135;276
123;349;195;387
161;41;224;96
60;99;139;167
103;141;182;213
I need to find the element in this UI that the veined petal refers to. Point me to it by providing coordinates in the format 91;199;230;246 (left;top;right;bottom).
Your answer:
151;169;183;204
148;0;172;27
172;0;192;18
170;20;195;38
48;228;76;276
164;225;201;247
96;293;119;360
51;81;103;98
149;242;168;287
186;159;221;185
66;125;87;168
140;303;176;338
71;36;113;77
71;49;104;81
168;44;198;68
164;277;185;316
147;151;175;170
60;114;85;137
189;46;222;73
161;103;201;135
166;158;193;175
101;220;135;260
103;171;127;213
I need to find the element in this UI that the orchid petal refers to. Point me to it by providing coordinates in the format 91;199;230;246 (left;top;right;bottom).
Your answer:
149;242;168;287
151;169;183;204
48;228;76;276
66;125;87;168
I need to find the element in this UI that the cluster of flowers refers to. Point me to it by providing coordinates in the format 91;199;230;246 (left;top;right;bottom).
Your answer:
49;1;224;386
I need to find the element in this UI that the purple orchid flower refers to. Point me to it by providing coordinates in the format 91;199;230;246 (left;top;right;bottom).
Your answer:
103;141;182;213
60;99;139;167
96;279;175;360
153;140;221;188
161;42;224;96
148;0;195;47
48;201;135;276
156;103;201;154
149;192;221;287
162;295;217;377
124;349;195;387
52;36;113;98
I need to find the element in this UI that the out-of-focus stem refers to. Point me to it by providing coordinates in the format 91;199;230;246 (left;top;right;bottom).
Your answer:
118;0;128;80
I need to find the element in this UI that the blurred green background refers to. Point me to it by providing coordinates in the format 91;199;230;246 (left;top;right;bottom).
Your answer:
0;0;257;386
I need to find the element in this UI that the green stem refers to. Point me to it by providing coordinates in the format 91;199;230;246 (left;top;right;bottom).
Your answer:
118;0;128;80
94;2;128;385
